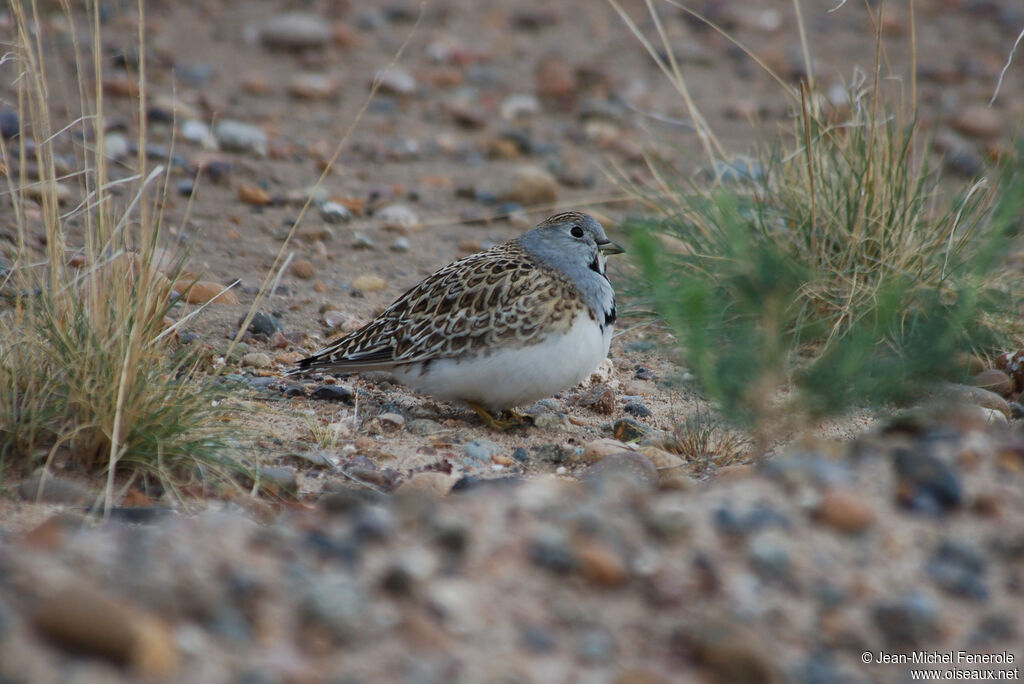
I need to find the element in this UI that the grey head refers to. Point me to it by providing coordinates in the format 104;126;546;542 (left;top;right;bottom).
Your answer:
519;211;623;320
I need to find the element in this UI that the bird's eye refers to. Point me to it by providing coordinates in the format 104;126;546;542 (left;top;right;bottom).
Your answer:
570;225;584;238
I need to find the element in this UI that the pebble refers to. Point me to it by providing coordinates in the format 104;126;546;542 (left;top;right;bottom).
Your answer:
534;54;576;100
373;67;417;96
300;576;367;641
320;201;353;224
623;400;652;418
530;531;578;573
575;541;628;587
288;73;339;100
501;93;541;120
970;369;1014;397
928;539;988;599
375;204;421;232
577;383;615;414
499;165;558;205
291;259;316;279
352;232;376;249
394;472;456;497
575;626;616;664
32;581;177;676
180;120;216;148
893;447;962;513
945;383;1011;418
532;444;572;464
389;237;410;252
259;466;298;495
672;616;782;683
213;120;268;157
532;412;569;431
951;105;1002;139
872;592;940;646
613;417;649;442
17;475;93;505
583;452;659;492
259;13;332;50
814;488;875;533
309;385;355;403
237;184;271;206
352;274;388;292
173;280;239;305
580;438;632;465
243;311;281;336
464;439;502;463
103;133;129;161
407;419;444;436
240;352;272;368
0;109;19;138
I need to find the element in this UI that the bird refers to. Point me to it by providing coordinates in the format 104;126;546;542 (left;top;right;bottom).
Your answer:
287;211;623;429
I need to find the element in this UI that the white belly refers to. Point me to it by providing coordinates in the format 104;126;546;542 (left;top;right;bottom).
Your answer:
391;314;612;409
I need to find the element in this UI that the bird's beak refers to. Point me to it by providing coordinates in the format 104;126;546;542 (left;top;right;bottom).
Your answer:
597;239;625;255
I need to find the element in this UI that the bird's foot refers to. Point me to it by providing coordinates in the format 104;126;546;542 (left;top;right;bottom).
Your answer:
467;402;534;431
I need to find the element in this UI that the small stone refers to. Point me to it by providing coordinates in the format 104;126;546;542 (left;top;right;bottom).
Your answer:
927;539;988;599
291;259;316;279
532;412;569;431
319;201;353;224
214;120;267;156
0;109;20;138
394;472;455;497
103;133;129;161
532;443;572;464
352;275;388;292
499;165;558;205
241;352;273;368
260;13;332;50
584;452;659;492
352;232;376;249
373;67;417;95
17;475;93;505
243;311;281;336
581;438;632;465
893;447;962;513
530;532;578;573
872;593;940;647
613;417;649;442
173;280;239;305
33;581;177;676
535;54;576;100
952;105;1002;139
259;466;297;495
501;93;541;120
575;541;628;587
310;385;355;403
623;400;652;418
389;237;410;252
577;383;615;414
378;412;406;429
375;203;421;232
407;418;444;436
945;383;1011;418
970;368;1014;396
237;184;271;205
672;616;782;683
464;439;502;463
180;119;215;148
300;576;368;642
575;626;616;664
288;73;339;99
814;488;875;533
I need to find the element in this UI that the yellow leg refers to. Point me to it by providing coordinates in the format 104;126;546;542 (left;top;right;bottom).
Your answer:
466;401;533;431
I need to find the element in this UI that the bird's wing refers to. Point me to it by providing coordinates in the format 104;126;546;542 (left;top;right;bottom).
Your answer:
289;242;584;375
